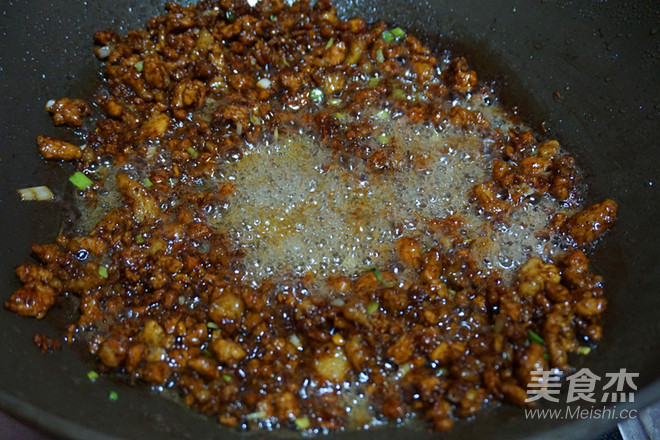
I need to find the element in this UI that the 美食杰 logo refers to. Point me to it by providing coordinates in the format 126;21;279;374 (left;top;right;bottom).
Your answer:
524;367;639;421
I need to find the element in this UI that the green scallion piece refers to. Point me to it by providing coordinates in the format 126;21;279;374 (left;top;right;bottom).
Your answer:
325;37;334;50
543;352;550;361
98;266;108;278
249;114;261;126
367;302;379;315
109;391;118;401
391;88;405;99
282;56;290;67
381;30;394;43
328;98;343;106
294;416;311;430
369;267;395;286
378;134;390;144
269;14;276;21
310;88;324;101
207;322;219;329
136;234;144;244
577;346;592;355
69;171;93;190
376;48;385;64
369;267;384;283
368;77;380;87
187;147;199;159
375;110;389;120
87;370;99;382
528;329;545;345
143;178;154;188
222;374;232;382
334;112;347;120
246;411;266;421
391;27;406;38
134;60;144;72
226;11;234;20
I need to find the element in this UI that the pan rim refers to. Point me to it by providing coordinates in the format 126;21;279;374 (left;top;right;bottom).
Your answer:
2;379;659;439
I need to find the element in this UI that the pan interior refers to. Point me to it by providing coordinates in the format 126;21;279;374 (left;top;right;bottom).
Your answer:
0;1;658;439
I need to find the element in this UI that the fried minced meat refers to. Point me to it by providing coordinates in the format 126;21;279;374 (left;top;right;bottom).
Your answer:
6;0;616;433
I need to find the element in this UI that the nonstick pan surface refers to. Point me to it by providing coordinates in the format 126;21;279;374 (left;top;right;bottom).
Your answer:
1;1;658;439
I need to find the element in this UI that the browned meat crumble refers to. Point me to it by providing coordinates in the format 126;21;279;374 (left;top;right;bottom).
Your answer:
6;0;616;433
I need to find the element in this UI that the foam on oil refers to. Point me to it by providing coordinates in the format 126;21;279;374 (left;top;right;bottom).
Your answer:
74;99;575;286
209;106;573;284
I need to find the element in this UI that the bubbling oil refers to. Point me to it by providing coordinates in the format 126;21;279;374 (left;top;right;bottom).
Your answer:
208;108;572;284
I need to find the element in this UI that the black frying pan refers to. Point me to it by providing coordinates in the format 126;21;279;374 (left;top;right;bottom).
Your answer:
1;1;658;439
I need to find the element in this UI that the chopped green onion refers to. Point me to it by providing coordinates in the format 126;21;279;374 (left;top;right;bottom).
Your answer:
375;109;389;120
367;302;379;315
178;295;185;305
134;60;143;72
368;267;395;286
256;78;271;89
310;88;324;101
98;266;108;278
381;30;394;43
136;234;144;244
328;98;343;106
269;14;276;21
369;267;384;283
206;322;219;329
294;416;311;430
391;27;406;38
376;48;385;64
222;374;232;382
530;147;538;156
109;391;118;401
17;185;54;201
226;11;234;20
69;172;93;190
281;56;290;67
543;352;550;361
577;346;592;355
334;112;347;120
368;77;380;87
187;147;199;159
249;114;261;126
325;37;334;50
87;370;99;382
378;134;390;144
528;329;545;345
391;88;405;99
245;411;266;421
142;178;154;188
397;362;413;377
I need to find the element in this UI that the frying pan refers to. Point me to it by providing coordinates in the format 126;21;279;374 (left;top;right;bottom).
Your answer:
1;0;658;439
